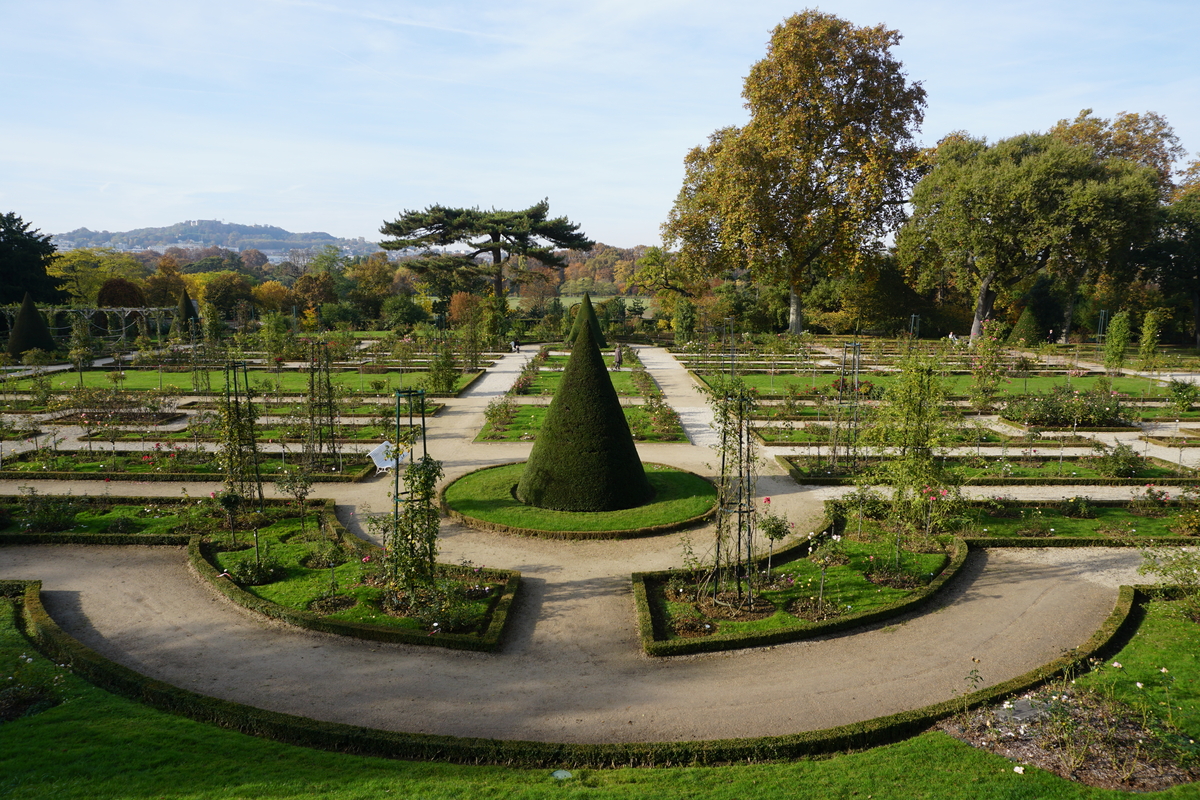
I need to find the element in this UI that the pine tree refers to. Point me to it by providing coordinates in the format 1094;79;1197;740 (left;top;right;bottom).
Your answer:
516;322;651;511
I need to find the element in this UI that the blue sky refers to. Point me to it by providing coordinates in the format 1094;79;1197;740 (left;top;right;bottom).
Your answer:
2;0;1197;248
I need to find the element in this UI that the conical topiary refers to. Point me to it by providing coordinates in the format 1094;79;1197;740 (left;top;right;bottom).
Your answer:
7;292;57;360
565;293;607;349
516;321;652;511
172;286;200;333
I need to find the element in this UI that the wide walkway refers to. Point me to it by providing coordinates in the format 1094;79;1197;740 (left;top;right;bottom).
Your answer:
0;346;1150;745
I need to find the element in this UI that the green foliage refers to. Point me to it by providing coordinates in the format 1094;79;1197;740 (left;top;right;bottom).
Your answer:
967;319;1008;411
1004;384;1131;428
1138;307;1164;372
1090;441;1147;478
516;322;652;511
16;486;78;532
1140;548;1200;623
0;213;63;304
1166;378;1199;413
226;553;285;586
425;342;458;394
1103;309;1131;374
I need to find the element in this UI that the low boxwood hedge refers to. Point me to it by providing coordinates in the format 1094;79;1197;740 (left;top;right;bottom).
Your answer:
0;577;1141;767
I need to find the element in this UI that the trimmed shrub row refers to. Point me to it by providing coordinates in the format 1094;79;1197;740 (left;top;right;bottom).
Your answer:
632;536;969;657
0;463;375;483
0;578;1141;767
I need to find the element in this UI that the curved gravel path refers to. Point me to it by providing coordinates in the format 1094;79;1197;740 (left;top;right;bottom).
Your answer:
0;347;1161;744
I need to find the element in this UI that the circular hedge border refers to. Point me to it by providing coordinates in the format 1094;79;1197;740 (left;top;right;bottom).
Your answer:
440;461;718;540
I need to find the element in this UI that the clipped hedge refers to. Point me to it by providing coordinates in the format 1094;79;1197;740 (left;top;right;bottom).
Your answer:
0;461;374;483
0;578;1141;767
633;536;969;657
777;455;1197;487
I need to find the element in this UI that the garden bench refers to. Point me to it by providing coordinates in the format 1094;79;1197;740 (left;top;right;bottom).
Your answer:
368;441;406;476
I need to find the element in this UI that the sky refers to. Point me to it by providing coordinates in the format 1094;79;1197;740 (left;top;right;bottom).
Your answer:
2;0;1198;249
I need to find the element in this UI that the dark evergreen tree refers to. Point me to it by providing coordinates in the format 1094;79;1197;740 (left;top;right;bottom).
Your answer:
7;292;58;359
0;213;64;304
516;321;652;511
565;293;607;348
379;200;595;303
173;286;200;333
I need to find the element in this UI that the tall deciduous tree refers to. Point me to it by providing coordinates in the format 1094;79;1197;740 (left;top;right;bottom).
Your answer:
378;200;594;306
1050;109;1184;198
1149;168;1200;346
662;11;927;333
899;133;1159;339
0;213;63;304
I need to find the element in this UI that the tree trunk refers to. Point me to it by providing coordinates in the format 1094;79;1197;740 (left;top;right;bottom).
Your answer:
970;271;998;340
788;288;803;335
1192;290;1200;351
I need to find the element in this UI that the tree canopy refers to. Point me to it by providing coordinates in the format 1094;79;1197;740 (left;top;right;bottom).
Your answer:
378;200;594;302
0;213;63;305
898;132;1160;339
662;10;927;333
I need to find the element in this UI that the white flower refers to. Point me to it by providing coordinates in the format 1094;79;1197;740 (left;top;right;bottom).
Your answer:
1013;766;1025;774
1112;662;1123;669
1137;682;1144;689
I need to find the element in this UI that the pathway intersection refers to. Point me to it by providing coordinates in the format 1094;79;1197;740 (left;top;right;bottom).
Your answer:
0;346;1163;745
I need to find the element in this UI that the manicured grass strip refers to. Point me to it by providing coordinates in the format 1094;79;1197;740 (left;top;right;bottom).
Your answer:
0;452;373;483
695;371;1164;398
477;404;686;443
8;369;479;395
442;462;717;538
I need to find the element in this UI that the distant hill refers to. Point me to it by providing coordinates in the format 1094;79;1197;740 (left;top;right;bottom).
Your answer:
53;220;380;255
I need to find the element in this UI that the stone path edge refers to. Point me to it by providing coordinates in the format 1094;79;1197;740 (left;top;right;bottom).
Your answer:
0;578;1138;767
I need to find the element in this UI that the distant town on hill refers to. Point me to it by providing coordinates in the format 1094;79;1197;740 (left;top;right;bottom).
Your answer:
52;220;382;256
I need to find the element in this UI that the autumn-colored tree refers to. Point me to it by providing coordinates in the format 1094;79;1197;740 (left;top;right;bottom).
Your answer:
447;291;484;328
1050;109;1184;198
345;252;396;319
293;271;337;310
252;280;300;312
663;11;927;333
239;248;270;277
142;255;187;306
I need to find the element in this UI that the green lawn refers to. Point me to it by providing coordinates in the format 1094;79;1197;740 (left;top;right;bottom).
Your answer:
443;462;715;532
477;404;686;443
3;594;1197;798
698;372;1164;398
785;455;1191;483
953;503;1187;540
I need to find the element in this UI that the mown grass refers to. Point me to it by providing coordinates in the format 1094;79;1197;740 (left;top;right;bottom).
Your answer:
3;596;1196;798
1075;599;1200;740
786;455;1190;482
697;372;1164;398
953;504;1186;540
443;463;715;532
476;404;686;443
